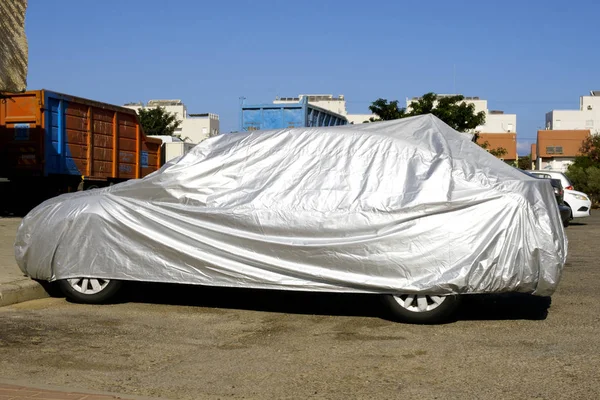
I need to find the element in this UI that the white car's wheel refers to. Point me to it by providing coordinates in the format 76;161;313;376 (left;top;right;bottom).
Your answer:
382;294;460;324
57;278;122;304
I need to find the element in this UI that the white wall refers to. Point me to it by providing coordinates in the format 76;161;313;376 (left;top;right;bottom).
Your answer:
347;114;376;124
481;113;516;133
545;93;600;133
536;157;575;172
305;99;347;115
164;142;197;163
546;110;598;132
580;94;600;112
181;116;220;143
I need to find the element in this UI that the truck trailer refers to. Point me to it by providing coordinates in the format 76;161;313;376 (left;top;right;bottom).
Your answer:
0;90;162;211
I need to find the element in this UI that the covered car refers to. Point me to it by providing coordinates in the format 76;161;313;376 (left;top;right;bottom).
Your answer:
14;115;567;323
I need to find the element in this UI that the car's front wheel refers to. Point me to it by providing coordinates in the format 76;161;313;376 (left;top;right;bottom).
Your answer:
382;293;460;324
57;278;122;304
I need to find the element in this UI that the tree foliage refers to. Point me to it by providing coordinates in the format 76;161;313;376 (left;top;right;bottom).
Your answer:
408;93;486;133
137;107;181;136
517;155;532;170
369;93;486;133
368;99;407;121
566;134;600;205
566;163;600;205
579;134;600;165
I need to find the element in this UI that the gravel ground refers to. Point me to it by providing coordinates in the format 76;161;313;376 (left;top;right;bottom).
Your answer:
0;214;599;399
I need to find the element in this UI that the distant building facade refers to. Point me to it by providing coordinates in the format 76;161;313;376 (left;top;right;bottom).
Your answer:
124;99;219;143
534;130;590;172
545;91;600;133
476;133;517;163
536;90;600;171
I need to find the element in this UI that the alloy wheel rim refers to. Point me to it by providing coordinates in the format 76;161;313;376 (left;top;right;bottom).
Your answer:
68;278;110;294
392;294;446;312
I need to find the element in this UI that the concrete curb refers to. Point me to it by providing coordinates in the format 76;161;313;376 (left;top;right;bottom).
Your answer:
0;378;172;400
0;278;49;307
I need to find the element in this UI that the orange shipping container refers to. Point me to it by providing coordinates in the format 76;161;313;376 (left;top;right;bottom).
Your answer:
0;90;161;189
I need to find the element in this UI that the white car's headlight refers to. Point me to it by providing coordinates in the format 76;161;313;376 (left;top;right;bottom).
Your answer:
572;194;589;201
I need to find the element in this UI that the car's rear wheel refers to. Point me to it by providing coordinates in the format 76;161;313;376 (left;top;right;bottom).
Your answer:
57;278;122;304
382;293;460;324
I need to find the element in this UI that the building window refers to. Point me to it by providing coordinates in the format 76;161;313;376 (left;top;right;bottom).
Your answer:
507;123;513;132
546;146;563;154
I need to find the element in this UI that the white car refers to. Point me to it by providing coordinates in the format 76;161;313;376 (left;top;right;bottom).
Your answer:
530;170;592;219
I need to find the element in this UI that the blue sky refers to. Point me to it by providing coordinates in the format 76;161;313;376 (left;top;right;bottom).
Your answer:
25;0;600;155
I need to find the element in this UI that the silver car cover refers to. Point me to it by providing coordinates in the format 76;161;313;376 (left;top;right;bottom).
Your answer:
14;115;567;296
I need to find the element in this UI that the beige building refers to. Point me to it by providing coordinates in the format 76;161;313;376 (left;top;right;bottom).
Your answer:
124;99;219;143
533;130;590;172
476;133;517;162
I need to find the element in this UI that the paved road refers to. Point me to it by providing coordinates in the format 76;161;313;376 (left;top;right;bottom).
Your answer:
1;214;599;399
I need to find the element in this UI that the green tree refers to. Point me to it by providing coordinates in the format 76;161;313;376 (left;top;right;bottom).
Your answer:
137;107;181;136
368;99;407;121
369;93;486;133
579;134;600;164
566;135;600;205
407;93;486;133
517;155;532;170
566;164;600;205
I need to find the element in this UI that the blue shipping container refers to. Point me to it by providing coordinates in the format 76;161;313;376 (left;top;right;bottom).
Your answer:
240;97;347;132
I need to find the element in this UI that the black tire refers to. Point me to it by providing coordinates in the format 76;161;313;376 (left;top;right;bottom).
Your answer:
565;204;573;220
382;294;460;324
563;220;570;228
57;278;123;304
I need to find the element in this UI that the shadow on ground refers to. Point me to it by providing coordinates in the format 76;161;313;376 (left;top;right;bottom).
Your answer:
456;293;551;321
62;281;552;323
568;221;588;226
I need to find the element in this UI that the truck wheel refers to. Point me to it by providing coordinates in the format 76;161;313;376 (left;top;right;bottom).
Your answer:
57;278;122;304
382;294;460;324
